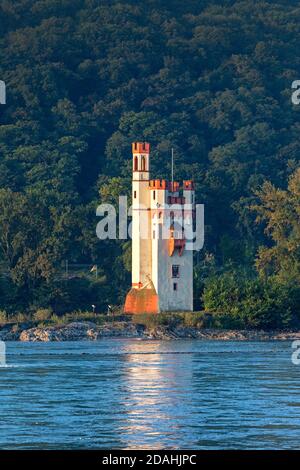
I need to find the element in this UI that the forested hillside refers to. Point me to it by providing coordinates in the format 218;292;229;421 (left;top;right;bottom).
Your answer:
0;0;299;326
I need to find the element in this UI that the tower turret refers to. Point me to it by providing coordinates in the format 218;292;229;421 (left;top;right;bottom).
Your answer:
132;142;150;181
124;142;159;314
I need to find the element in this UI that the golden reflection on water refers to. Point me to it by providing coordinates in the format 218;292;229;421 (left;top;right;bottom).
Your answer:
119;341;192;449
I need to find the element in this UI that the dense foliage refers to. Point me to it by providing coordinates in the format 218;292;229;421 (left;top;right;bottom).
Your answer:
0;0;299;326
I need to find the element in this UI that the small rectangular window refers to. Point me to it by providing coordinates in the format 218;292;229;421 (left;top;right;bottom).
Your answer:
173;282;177;291
134;191;137;199
172;265;180;278
153;190;156;200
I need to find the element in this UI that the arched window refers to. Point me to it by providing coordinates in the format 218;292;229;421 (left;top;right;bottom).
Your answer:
141;156;146;171
134;156;138;171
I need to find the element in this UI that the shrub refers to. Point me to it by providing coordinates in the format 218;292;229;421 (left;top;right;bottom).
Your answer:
11;312;30;323
132;313;182;329
210;313;245;330
64;311;106;324
183;312;207;328
49;314;67;325
33;308;53;321
203;272;298;329
0;310;7;324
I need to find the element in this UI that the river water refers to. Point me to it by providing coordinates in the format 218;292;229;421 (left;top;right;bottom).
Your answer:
0;339;299;449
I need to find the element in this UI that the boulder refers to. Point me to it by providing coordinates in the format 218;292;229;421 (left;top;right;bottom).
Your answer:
0;324;21;341
20;327;61;342
19;322;99;342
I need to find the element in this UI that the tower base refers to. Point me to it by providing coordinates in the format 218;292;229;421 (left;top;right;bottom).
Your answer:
124;284;159;314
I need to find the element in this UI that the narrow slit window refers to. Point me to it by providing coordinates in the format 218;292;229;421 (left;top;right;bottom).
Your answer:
172;265;180;278
153;190;156;200
170;211;174;229
173;282;177;291
134;190;137;199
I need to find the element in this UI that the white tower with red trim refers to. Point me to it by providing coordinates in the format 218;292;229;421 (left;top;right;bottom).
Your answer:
131;142;152;288
124;142;196;314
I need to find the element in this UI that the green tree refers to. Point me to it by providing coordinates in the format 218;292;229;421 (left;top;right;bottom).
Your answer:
252;168;300;282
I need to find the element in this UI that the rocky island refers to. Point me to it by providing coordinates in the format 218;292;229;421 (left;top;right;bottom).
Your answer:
0;320;300;342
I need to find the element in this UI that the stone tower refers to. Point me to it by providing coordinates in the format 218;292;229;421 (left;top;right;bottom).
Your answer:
124;142;196;314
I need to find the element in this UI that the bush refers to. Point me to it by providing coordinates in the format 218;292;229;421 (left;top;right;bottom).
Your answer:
132;313;182;329
0;310;7;323
203;272;298;329
183;312;207;328
33;308;53;321
64;311;106;324
49;314;67;325
11;313;30;323
210;313;245;330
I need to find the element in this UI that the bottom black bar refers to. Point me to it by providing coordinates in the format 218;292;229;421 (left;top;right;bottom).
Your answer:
0;450;298;466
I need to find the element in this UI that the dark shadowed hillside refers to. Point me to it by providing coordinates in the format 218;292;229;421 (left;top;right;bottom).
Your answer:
0;0;299;327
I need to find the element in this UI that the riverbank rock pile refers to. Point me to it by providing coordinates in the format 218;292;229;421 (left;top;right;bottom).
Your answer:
98;322;144;338
2;321;300;342
18;321;144;341
0;324;21;341
19;322;99;341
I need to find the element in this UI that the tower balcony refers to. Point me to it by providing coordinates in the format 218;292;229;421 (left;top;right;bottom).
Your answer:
168;228;185;256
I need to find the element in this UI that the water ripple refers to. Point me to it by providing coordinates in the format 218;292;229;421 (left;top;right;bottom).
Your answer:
0;339;299;449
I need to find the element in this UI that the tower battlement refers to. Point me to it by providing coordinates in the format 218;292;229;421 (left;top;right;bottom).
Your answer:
132;142;150;154
149;179;192;193
149;179;168;190
183;180;194;190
